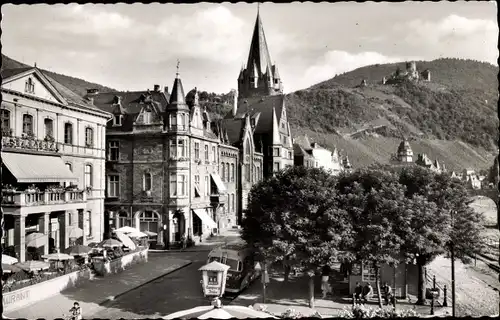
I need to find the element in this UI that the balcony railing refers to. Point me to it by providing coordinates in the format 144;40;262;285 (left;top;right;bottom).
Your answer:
1;135;59;153
1;190;86;206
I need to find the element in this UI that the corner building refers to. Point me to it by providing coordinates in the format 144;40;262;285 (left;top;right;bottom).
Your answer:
94;75;262;248
1;67;111;261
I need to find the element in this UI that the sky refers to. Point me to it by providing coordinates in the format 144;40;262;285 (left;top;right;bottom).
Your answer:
1;2;498;94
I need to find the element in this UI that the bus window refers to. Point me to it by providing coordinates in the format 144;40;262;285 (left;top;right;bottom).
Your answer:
225;258;241;271
209;257;221;263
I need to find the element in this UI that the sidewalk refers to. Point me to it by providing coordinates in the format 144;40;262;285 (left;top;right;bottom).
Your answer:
5;255;191;320
230;271;451;318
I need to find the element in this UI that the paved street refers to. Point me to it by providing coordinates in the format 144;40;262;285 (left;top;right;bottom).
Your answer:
88;231;241;318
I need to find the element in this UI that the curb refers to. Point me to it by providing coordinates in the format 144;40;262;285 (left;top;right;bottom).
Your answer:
100;261;193;304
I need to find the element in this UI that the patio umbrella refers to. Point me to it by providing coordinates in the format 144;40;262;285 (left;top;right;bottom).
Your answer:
114;227;148;238
99;238;123;248
67;226;84;239
42;252;75;261
114;231;137;250
25;232;48;248
16;260;50;271
2;254;18;265
65;245;92;256
143;230;158;237
164;305;276;319
2;263;23;274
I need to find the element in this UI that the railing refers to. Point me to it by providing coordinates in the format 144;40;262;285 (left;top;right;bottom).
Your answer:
1;135;59;153
1;190;86;206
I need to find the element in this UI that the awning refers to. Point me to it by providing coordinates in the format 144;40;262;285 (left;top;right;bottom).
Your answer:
1;152;77;183
193;209;217;229
210;173;227;194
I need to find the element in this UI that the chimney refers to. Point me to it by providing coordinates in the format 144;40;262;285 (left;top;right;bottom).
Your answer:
86;88;99;104
232;90;238;117
154;84;160;92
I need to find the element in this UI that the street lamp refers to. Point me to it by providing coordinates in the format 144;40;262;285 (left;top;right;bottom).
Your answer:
254;261;269;303
199;261;230;307
449;209;456;318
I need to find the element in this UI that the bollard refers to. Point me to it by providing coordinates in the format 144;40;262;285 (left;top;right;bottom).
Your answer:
443;285;448;307
433;275;436;290
430;294;435;315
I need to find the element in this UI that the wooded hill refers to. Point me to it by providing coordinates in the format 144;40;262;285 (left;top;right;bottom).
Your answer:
3;54;496;171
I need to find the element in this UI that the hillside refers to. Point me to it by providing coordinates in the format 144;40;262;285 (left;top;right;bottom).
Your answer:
1;54;116;96
284;58;498;170
2;54;496;171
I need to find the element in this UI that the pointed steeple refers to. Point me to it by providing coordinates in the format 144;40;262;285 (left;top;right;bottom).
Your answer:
167;60;189;111
246;9;273;78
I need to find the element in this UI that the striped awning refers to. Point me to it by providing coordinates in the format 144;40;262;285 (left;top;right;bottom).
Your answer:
210;173;227;194
193;209;217;229
1;152;77;183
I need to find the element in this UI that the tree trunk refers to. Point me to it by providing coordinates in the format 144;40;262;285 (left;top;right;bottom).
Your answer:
308;274;315;308
416;261;427;305
284;256;290;282
375;265;383;308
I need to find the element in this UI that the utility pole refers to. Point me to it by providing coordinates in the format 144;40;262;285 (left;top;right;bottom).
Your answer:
450;209;456;317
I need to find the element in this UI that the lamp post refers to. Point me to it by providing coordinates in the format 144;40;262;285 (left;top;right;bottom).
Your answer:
449;209;456;318
254;261;268;303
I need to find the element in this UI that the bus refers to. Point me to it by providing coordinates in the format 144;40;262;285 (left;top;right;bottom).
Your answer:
206;239;260;294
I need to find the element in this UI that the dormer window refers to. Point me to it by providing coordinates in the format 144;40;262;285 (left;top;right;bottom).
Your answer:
113;115;122;126
274;79;279;84
25;78;35;94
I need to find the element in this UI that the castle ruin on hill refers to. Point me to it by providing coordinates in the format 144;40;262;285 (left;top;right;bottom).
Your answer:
382;61;431;85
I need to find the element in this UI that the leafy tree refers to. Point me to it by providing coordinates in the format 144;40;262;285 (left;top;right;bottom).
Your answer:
336;169;406;308
241;166;349;308
398;166;486;304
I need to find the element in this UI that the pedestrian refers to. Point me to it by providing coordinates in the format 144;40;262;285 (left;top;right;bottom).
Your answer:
180;235;186;250
382;282;393;306
354;282;363;304
69;302;82;320
361;282;373;304
321;265;332;299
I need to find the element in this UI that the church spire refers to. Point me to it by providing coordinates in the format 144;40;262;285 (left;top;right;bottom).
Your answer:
246;8;273;78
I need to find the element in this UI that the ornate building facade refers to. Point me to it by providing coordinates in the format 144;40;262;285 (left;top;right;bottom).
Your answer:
94;71;263;248
1;66;111;262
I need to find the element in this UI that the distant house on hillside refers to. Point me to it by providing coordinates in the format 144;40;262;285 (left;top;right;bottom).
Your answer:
293;134;344;175
390;139;445;174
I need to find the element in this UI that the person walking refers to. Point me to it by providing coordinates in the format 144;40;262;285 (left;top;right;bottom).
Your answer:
69;302;82;320
382;282;393;306
321;265;332;299
361;283;373;304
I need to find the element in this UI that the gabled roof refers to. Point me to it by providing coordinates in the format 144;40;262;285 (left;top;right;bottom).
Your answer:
93;90;169;131
219;118;245;146
1;66;108;115
226;95;284;135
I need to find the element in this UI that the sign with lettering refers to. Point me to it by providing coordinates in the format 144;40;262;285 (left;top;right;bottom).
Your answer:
3;289;30;306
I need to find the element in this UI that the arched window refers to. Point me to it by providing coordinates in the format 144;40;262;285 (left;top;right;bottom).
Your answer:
245;139;251;155
84;164;93;188
64;122;73;144
143;110;152;124
22;114;33;135
139;211;159;234
232;194;235;213
221;162;226;181
226;163;230;182
1;109;11;133
231;163;235;182
85;127;94;147
65;163;72;172
25;77;35;93
144;172;152;191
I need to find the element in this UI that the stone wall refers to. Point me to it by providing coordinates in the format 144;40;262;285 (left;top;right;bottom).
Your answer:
2;268;92;313
92;248;148;276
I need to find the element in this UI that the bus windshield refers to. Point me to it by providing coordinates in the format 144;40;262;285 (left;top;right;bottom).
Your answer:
208;256;241;272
